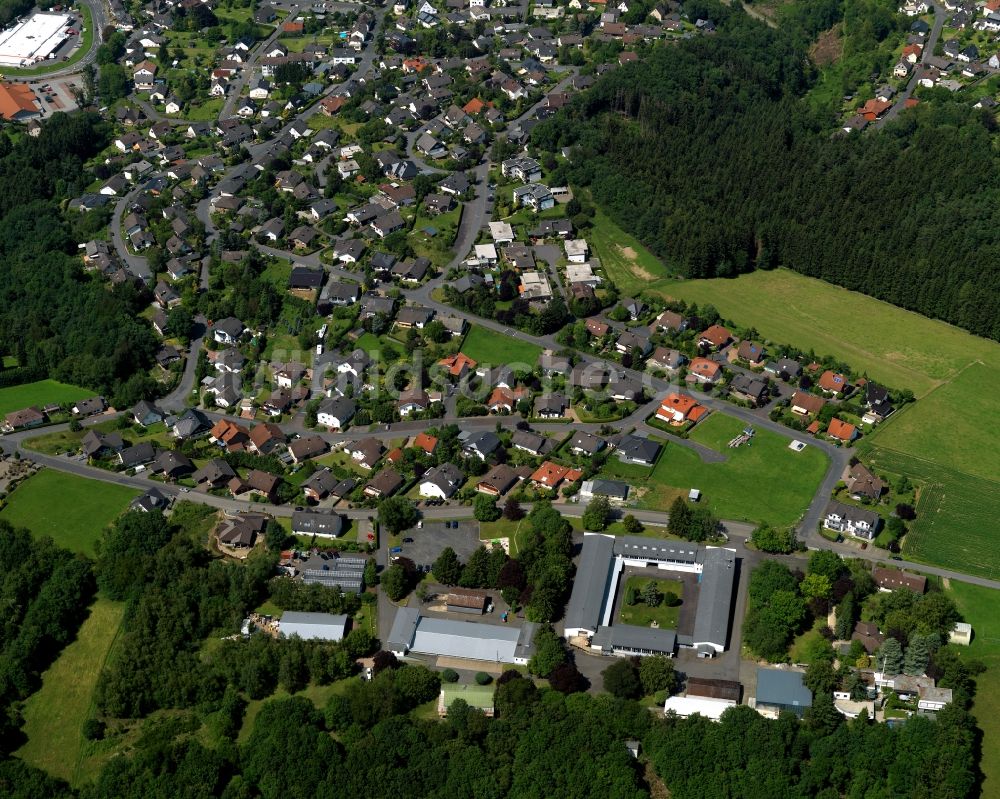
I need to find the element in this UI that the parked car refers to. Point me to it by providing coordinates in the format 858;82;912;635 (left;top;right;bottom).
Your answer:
403;537;414;543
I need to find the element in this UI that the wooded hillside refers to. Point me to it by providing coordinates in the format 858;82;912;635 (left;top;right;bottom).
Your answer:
533;5;1000;341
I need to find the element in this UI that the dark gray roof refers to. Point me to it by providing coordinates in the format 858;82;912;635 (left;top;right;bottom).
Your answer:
691;547;736;650
591;624;677;655
387;606;421;652
564;533;616;634
291;510;344;537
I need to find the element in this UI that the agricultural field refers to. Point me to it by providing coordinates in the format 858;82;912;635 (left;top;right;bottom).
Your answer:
460;325;542;368
16;598;124;785
946;581;1000;798
859;445;1000;581
618;414;828;526
0;470;139;556
589;209;674;297
0;379;92;416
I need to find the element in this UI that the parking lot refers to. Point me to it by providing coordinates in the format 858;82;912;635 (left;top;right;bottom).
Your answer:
394;520;481;570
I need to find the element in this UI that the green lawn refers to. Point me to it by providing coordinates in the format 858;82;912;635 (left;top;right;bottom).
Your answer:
0;470;139;556
16;598;124;785
460;325;542;368
947;581;1000;798
0;379;92;416
185;98;224;121
589;208;674;297
619;576;683;629
621;414;828;526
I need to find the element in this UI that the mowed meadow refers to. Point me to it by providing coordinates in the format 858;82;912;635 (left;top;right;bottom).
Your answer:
643;268;1000;577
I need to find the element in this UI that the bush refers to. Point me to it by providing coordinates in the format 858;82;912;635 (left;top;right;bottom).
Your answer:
441;668;459;683
475;672;493;685
82;718;106;741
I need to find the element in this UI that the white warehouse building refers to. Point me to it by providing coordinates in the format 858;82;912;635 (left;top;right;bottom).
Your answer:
0;13;71;67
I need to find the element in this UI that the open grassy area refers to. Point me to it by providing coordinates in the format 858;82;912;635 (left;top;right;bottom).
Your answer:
664;268;989;398
619;414;828;526
946;581;1000;798
589;208;674;297
859;446;1000;581
619;576;683;629
16;598;124;785
0;470;139;556
460;325;542;368
0;379;92;416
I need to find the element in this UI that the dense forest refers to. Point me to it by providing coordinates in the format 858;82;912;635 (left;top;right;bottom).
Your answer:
4;674;980;799
533;1;1000;341
0;114;160;404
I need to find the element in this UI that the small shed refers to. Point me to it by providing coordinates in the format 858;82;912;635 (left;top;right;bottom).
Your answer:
446;587;488;615
689;488;701;502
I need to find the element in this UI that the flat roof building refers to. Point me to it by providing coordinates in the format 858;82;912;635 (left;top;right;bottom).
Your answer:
387;609;537;665
278;611;348;641
755;668;813;718
300;554;366;593
663;694;737;721
0;13;70;67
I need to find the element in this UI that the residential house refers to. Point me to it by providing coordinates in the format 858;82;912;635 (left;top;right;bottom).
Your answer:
790;391;825;417
288;435;328;463
530;461;583;491
735;340;766;367
364;467;404;498
349;437;384;469
419;463;466;499
616;434;661;465
729;374;769;407
873;566;926;594
687;358;722;385
827;418;858;443
698;325;731;351
823;500;881;540
316;397;357;429
476;463;521;496
462;431;501;460
656;393;708;425
818;370;848;395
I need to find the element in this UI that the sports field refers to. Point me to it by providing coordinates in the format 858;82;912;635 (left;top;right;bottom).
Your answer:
461;325;542;368
605;414;828;526
16;598;124;785
0;470;139;556
0;379;92;416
